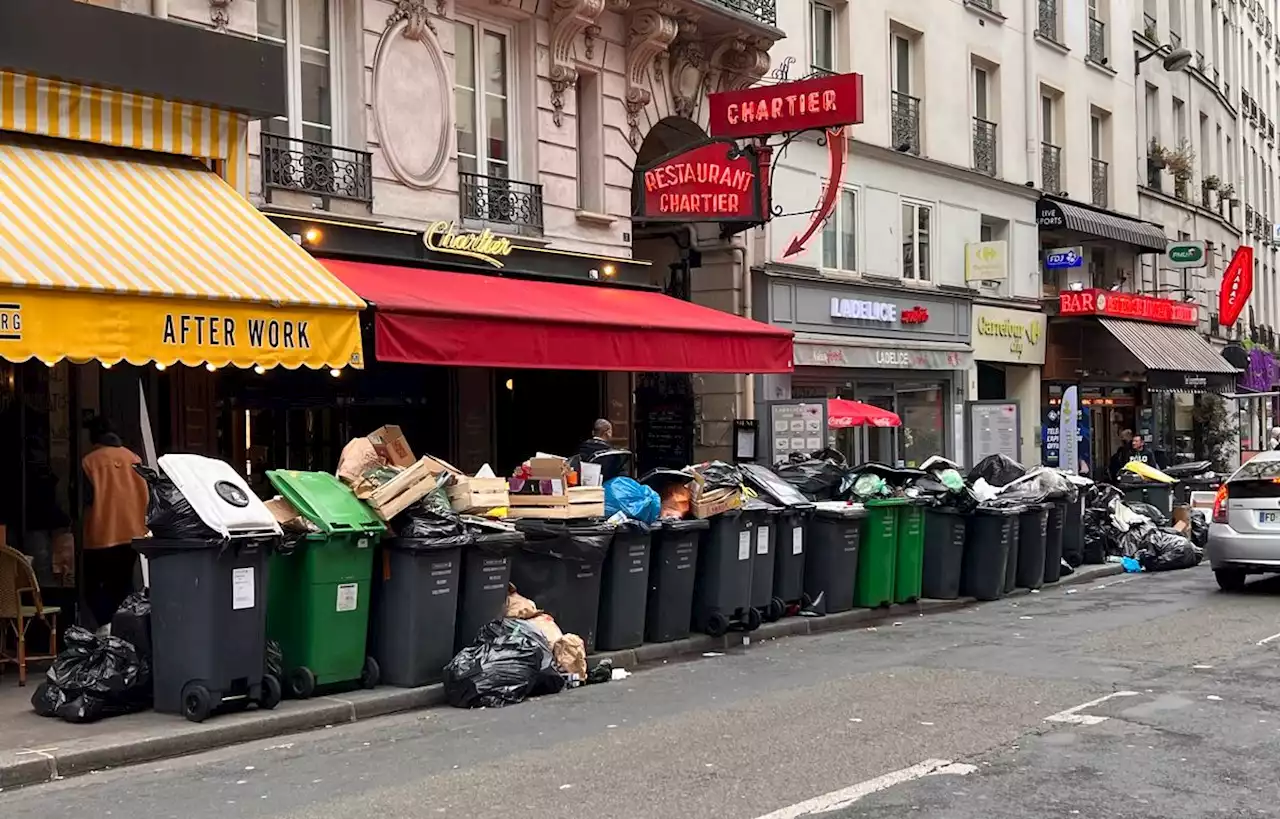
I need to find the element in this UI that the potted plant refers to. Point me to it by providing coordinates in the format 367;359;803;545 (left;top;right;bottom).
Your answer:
1166;141;1196;200
1202;174;1221;207
1147;138;1169;169
1220;182;1237;202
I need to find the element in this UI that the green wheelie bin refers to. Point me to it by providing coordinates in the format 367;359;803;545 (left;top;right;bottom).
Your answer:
265;470;386;698
893;499;927;604
855;497;906;608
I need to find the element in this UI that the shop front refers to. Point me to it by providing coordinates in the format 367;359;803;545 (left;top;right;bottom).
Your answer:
1045;288;1238;476
969;304;1046;464
754;273;972;466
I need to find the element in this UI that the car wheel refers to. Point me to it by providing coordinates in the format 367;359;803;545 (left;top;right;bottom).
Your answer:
1215;568;1248;592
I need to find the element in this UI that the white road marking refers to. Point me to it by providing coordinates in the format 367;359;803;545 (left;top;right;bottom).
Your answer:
1256;631;1280;646
750;759;976;818
1043;691;1140;726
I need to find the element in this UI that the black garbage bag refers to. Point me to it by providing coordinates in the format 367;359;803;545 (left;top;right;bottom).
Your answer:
134;465;218;540
741;463;811;507
1081;508;1108;564
33;626;151;723
968;454;1027;488
265;639;283;680
1085;482;1125;511
693;461;744;492
1137;529;1203;572
776;459;847;500
109;592;151;663
443;618;566;708
392;508;472;544
1125;502;1169;525
1190;509;1210;550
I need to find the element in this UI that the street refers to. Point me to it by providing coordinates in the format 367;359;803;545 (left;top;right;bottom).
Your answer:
3;566;1278;819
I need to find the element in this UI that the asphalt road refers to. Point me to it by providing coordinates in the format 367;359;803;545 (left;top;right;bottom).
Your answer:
4;565;1279;819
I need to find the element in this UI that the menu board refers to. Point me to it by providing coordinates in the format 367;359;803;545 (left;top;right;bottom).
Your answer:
636;399;694;472
966;401;1020;466
767;402;826;464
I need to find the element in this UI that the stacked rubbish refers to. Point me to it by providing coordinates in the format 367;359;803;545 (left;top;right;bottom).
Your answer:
1082;481;1206;573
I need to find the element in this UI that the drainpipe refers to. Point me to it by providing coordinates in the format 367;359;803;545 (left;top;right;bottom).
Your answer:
152;0;168;18
1024;0;1038;186
729;240;756;422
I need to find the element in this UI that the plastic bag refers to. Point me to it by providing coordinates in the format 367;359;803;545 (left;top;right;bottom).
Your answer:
775;459;846;500
109;592;151;663
740;463;812;507
1085;482;1125;511
33;626;151;723
442;618;566;708
1122;461;1176;484
1190;509;1209;550
604;477;661;523
134;465;218;540
1004;467;1079;502
692;461;743;492
1137;529;1203;572
392;505;472;543
1082;508;1109;563
851;473;888;498
513;521;613;564
967;454;1027;488
1125;502;1168;526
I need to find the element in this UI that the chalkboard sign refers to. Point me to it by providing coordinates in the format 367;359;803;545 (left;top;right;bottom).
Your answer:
636;397;694;472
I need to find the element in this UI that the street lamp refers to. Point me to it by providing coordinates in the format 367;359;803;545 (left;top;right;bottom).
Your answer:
1134;44;1194;75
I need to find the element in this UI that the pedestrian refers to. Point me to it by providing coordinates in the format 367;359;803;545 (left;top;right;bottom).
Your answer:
1108;428;1134;481
81;416;148;631
578;418;613;463
1125;434;1167;470
1269;426;1280;450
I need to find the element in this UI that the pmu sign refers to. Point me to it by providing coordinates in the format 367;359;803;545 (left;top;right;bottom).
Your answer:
709;72;864;139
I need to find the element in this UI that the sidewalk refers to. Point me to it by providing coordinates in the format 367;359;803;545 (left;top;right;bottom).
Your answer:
0;562;1124;792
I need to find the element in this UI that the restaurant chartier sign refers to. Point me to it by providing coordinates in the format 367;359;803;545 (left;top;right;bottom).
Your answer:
971;305;1046;365
637;139;765;222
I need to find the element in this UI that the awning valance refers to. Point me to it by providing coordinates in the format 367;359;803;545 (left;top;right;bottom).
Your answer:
0;137;365;369
1037;197;1168;253
1098;317;1238;391
321;259;794;374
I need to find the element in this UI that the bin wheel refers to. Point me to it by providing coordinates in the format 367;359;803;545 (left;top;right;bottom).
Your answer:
745;607;763;632
768;597;786;622
288;666;317;699
361;656;380;689
705;611;730;637
259;674;282;711
181;683;213;723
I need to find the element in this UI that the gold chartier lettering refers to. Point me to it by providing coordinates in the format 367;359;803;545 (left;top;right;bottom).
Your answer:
423;221;516;268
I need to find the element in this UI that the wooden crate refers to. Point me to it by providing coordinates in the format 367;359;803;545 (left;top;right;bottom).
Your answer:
448;476;510;512
366;458;439;521
507;502;605;520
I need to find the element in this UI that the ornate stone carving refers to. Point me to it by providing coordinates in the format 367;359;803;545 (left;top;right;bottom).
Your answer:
386;0;435;39
668;18;707;121
584;24;601;59
624;1;678;146
209;0;233;32
710;34;771;92
437;0;446;13
549;0;607;126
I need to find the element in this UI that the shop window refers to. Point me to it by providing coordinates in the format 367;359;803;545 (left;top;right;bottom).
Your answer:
455;18;515;181
901;200;932;281
258;0;341;145
821;187;857;272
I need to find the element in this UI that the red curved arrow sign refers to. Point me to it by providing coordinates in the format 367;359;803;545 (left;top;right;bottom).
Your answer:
783;127;847;258
1219;245;1254;327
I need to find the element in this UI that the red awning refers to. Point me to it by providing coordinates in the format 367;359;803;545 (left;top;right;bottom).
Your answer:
827;398;901;428
321;259;793;373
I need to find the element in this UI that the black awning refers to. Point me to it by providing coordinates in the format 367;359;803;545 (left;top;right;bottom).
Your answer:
1098;317;1238;391
1037;197;1168;253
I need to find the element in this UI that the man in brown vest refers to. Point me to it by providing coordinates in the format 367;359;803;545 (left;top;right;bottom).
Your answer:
81;416;148;630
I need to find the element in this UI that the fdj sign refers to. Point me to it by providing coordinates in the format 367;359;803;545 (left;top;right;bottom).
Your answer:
1044;247;1083;269
1167;241;1207;269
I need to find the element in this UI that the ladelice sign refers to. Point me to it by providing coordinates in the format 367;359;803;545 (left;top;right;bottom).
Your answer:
636;139;764;222
708;72;865;139
1058;288;1198;326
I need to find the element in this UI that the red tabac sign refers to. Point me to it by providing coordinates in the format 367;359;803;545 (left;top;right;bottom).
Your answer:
1219;245;1254;327
1059;289;1198;326
636;139;763;222
709;72;865;140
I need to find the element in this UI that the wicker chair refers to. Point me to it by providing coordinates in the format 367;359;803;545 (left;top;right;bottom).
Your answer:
0;545;60;686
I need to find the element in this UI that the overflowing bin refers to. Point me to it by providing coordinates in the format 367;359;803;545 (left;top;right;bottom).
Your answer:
803;503;865;614
1120;480;1175;514
692;510;758;636
137;455;283;722
646;519;706;643
773;505;813;613
961;506;1018;601
266;470;385;698
1043;500;1067;583
1014;503;1049;590
511;521;613;651
921;507;966;600
744;501;783;622
893;500;927;604
596;522;653;651
855;498;904;608
454;530;525;654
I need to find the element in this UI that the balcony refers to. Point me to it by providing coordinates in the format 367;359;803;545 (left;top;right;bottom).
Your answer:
1037;0;1061;42
459;171;545;234
1169;30;1182;50
1142;12;1157;41
973;118;997;176
891;91;921;155
1091;158;1109;208
260;133;373;205
1041;142;1063;194
705;0;776;26
967;0;996;8
1087;17;1107;64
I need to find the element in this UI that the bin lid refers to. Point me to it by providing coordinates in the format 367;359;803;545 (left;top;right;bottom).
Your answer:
975;504;1023;516
742;499;782;515
658;517;711;531
265;470;385;537
863;497;909;507
157;454;281;540
812;501;867;519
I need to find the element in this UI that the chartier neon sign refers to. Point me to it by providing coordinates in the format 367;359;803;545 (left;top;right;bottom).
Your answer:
423;221;515;269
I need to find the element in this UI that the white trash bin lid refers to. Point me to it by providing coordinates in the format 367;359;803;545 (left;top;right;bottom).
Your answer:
158;453;282;539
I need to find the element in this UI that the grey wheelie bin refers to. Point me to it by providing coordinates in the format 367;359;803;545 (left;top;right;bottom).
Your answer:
1002;509;1024;595
692;509;758;636
921;507;966;599
370;523;471;688
1120;480;1176;514
744;501;783;622
773;504;813;614
802;503;866;614
134;454;283;722
961;505;1019;601
1061;494;1085;568
453;530;524;654
1043;500;1067;583
596;522;653;651
646;519;707;643
511;521;613;651
1014;503;1049;590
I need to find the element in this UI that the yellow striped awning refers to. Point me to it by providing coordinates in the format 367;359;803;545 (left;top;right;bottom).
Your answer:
0;136;366;370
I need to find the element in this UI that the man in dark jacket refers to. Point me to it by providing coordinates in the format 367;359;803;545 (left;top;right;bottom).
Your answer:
1124;434;1167;470
578;419;613;463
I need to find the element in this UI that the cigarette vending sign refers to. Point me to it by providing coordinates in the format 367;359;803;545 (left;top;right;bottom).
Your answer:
1218;245;1254;327
636;139;765;222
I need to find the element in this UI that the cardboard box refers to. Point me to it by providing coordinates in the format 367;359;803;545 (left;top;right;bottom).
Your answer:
368;425;415;468
692;487;742;519
528;456;571;479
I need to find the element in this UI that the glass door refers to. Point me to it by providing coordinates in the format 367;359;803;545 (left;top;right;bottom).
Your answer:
855;387;898;466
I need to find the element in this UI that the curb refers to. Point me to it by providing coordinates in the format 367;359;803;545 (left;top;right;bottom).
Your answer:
0;563;1124;791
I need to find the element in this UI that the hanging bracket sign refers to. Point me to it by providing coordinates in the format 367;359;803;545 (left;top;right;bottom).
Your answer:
1219;245;1254;327
635;139;766;223
708;72;865;140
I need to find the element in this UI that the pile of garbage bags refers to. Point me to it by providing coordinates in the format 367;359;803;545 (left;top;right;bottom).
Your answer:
1081;480;1206;572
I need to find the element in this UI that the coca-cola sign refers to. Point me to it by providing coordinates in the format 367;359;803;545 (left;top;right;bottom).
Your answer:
1219;246;1254;327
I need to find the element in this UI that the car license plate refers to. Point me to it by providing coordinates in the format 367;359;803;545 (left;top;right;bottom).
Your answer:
1261;511;1280;524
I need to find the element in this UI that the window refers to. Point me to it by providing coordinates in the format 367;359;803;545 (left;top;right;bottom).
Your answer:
1169;0;1182;45
810;2;835;73
1090;115;1103;158
901;201;931;281
1173;97;1186;145
974;67;989;120
1144;83;1159;143
892;35;912;94
455;19;513;180
821;188;856;271
575;71;604;213
258;0;339;144
1041;94;1055;144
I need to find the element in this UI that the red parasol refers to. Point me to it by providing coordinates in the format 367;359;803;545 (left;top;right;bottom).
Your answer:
827;398;902;429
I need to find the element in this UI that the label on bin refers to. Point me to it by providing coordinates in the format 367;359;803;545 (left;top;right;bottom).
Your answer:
756;527;770;555
336;583;359;612
358;538;370;549
231;567;255;610
738;530;751;561
793;527;804;555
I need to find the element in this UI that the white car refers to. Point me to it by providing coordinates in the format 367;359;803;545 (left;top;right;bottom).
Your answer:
1208;451;1280;590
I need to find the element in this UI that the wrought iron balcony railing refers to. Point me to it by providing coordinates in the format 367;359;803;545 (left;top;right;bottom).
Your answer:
260;133;373;204
1169;30;1182;50
1037;0;1060;41
707;0;776;26
967;0;995;9
1041;142;1062;194
973;118;997;176
1088;17;1107;63
1091;158;1109;208
1143;12;1157;40
891;91;922;155
459;171;544;233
